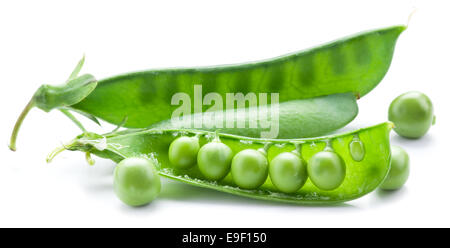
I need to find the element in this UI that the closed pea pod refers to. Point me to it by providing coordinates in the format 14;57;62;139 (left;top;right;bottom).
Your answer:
10;26;405;150
73;26;404;128
53;122;394;204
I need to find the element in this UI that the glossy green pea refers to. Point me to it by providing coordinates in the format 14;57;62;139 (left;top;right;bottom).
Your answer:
231;149;269;190
197;141;233;180
57;122;392;204
168;136;199;169
380;145;409;190
349;136;365;162
269;151;308;193
307;150;346;191
113;157;161;207
388;91;434;138
10;26;405;150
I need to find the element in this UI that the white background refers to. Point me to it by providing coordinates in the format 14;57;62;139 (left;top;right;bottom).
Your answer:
1;0;449;227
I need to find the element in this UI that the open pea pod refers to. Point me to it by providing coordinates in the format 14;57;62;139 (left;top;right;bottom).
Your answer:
56;122;393;204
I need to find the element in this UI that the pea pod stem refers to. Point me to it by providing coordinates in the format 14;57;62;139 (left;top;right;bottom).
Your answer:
9;98;35;151
8;56;99;151
46;144;67;163
85;152;95;166
9;97;89;151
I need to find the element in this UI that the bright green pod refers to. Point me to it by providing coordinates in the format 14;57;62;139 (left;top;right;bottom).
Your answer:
55;122;393;204
108;93;358;142
73;26;404;128
152;93;358;139
10;25;404;150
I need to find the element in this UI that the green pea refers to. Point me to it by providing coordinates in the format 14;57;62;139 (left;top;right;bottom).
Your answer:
168;136;199;169
197;141;233;180
307;150;346;191
388;91;434;138
231;149;268;189
269;151;308;193
349;136;365;162
380;145;409;190
113;157;161;207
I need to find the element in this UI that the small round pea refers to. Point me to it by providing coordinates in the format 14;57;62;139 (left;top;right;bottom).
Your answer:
307;151;346;191
388;91;434;138
231;149;268;189
113;157;161;207
168;136;199;169
380;145;409;190
269;151;308;193
197;141;233;180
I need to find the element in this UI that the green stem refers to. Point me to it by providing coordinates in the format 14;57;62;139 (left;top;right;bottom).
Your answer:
85;152;95;166
46;145;67;163
9;98;35;151
59;108;87;132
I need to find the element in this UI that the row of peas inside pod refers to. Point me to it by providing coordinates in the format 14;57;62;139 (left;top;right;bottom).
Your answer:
167;134;369;193
108;122;406;207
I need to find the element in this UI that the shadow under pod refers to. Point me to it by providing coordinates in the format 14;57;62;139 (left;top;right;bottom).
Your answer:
158;179;356;209
371;187;408;206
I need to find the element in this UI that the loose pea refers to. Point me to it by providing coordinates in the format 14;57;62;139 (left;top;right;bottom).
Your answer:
197;141;233;180
307;151;346;191
388;91;434;138
269;151;308;193
168;136;199;169
231;149;268;189
113;157;161;207
380;145;409;190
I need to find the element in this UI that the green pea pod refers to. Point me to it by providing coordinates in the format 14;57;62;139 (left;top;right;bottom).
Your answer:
151;92;358;139
73;26;404;127
52;122;393;204
9;25;404;150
